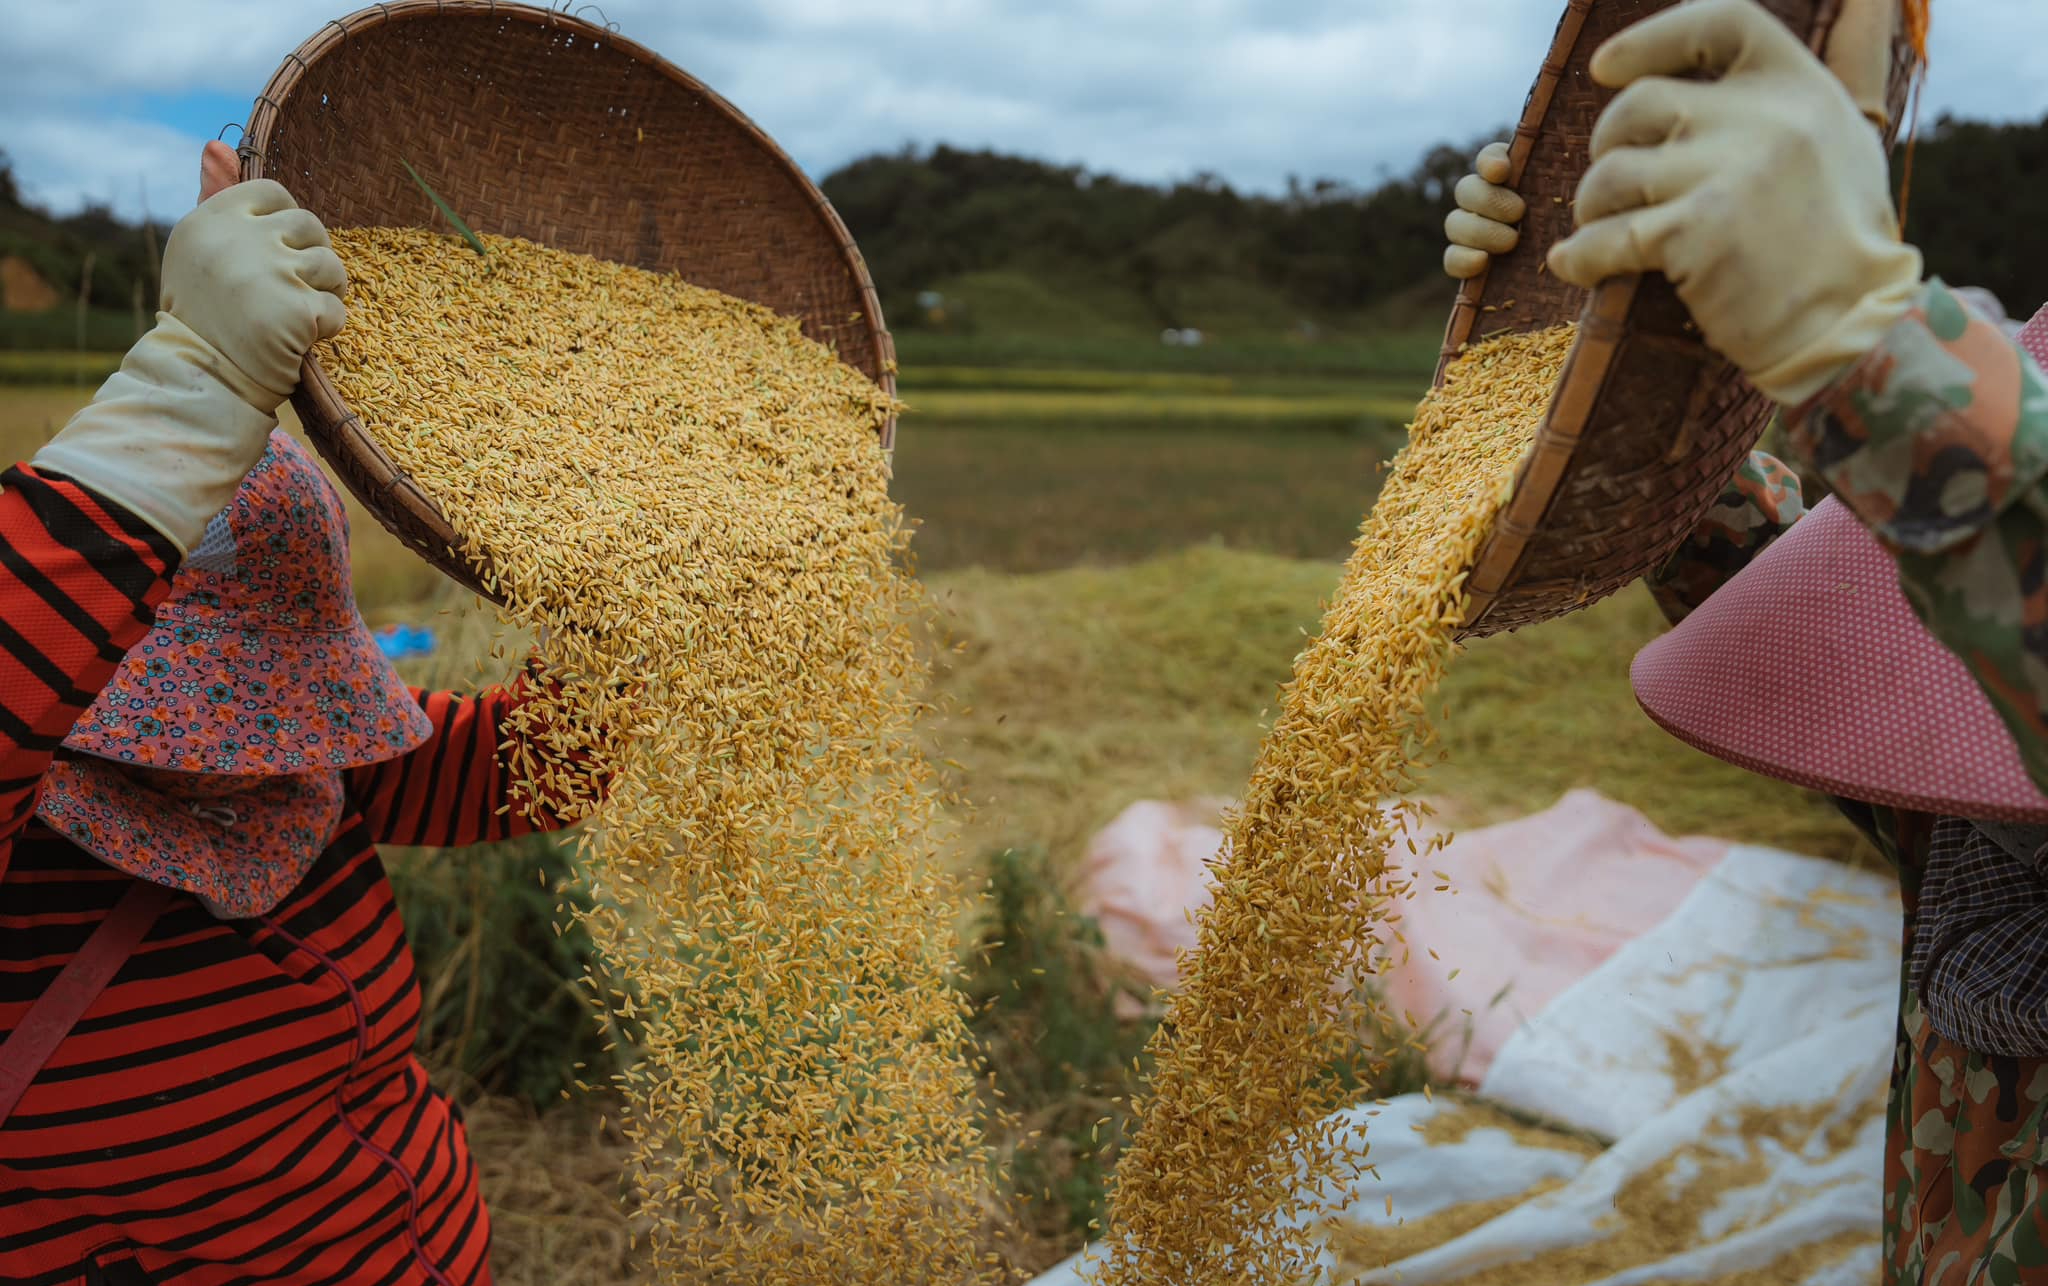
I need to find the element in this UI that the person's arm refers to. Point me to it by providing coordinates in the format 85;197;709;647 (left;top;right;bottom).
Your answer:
35;153;344;559
1435;143;1811;626
0;144;343;871
1783;280;2048;788
1535;0;2048;791
344;665;610;849
1644;292;2024;628
0;470;179;861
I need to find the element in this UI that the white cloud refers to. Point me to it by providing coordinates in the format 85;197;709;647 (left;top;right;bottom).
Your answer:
6;112;204;220
4;0;2045;221
4;2;318;102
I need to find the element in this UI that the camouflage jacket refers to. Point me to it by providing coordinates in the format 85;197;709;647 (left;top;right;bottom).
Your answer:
1653;277;2048;802
1645;277;2048;1024
1646;281;2048;1282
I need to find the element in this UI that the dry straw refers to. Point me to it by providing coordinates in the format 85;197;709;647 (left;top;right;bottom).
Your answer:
1094;324;1575;1285
321;227;1006;1285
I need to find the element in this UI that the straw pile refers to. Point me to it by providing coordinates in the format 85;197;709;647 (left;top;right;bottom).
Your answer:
1093;325;1575;1284
320;227;1005;1286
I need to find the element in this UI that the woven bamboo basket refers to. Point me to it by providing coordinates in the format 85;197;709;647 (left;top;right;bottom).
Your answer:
239;2;895;601
1449;0;1918;639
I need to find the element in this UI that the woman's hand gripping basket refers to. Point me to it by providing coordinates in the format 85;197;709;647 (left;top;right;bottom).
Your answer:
1448;0;1918;639
239;1;895;600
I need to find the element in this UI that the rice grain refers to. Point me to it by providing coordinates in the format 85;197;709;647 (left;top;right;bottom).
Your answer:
1094;324;1575;1285
320;227;1008;1286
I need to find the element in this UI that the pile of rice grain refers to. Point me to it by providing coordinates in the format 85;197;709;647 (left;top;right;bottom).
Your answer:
1094;325;1575;1285
320;227;1007;1286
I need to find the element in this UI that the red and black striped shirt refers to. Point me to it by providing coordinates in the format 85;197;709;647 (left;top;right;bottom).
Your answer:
0;465;569;1285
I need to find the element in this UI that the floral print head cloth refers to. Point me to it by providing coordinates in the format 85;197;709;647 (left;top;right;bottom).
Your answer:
40;432;433;914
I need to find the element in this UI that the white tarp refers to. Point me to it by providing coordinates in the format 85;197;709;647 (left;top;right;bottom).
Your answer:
1032;845;1901;1285
1078;790;1729;1082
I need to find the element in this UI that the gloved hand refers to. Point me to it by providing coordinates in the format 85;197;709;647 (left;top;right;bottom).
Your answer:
32;145;347;555
1444;141;1526;280
1546;0;1922;406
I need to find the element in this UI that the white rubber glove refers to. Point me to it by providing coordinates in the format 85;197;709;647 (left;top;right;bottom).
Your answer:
1444;142;1527;280
32;180;347;554
1545;0;1922;406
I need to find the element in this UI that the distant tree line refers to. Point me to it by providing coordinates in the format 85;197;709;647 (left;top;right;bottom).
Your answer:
823;113;2048;332
3;113;2046;336
1894;114;2048;317
819;141;1487;330
0;150;170;320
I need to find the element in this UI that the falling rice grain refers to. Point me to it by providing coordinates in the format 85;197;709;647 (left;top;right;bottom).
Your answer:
320;227;1007;1286
1094;324;1575;1285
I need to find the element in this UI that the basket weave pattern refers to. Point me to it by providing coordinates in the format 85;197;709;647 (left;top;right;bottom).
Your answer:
241;2;896;599
1445;0;1913;638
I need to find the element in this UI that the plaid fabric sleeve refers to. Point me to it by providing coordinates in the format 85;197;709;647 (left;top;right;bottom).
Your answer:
1646;450;1808;626
1912;816;2048;1058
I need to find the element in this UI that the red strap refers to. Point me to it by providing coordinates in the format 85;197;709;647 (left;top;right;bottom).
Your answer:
0;879;175;1129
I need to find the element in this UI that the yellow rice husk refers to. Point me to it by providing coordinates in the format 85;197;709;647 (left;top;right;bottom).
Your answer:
1094;324;1576;1284
319;227;1008;1286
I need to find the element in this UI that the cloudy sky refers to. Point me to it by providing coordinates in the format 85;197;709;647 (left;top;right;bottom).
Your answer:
7;0;2048;221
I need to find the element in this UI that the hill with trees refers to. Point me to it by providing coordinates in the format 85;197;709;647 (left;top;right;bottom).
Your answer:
0;149;171;350
1895;113;2048;313
3;114;2046;353
819;139;1487;338
820;113;2048;342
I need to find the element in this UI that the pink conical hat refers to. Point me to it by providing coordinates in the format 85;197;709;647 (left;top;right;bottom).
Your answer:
1632;491;2048;823
1634;298;2048;823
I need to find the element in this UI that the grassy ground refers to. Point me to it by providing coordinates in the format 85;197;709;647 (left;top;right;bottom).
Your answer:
0;350;123;385
888;364;1417;571
894;422;1389;571
887;269;1448;379
2;378;1404;581
903;366;1391;395
902;386;1419;423
0;309;146;356
927;547;1866;876
0;384;110;441
893;330;1441;378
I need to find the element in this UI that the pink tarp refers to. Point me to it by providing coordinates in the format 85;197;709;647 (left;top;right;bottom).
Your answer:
1075;789;1726;1084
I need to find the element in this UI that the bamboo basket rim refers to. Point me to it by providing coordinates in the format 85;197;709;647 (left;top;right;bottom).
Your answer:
238;0;899;602
1442;0;1871;638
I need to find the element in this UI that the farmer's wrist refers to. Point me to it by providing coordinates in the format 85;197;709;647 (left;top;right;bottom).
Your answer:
1782;278;2048;554
32;316;279;555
